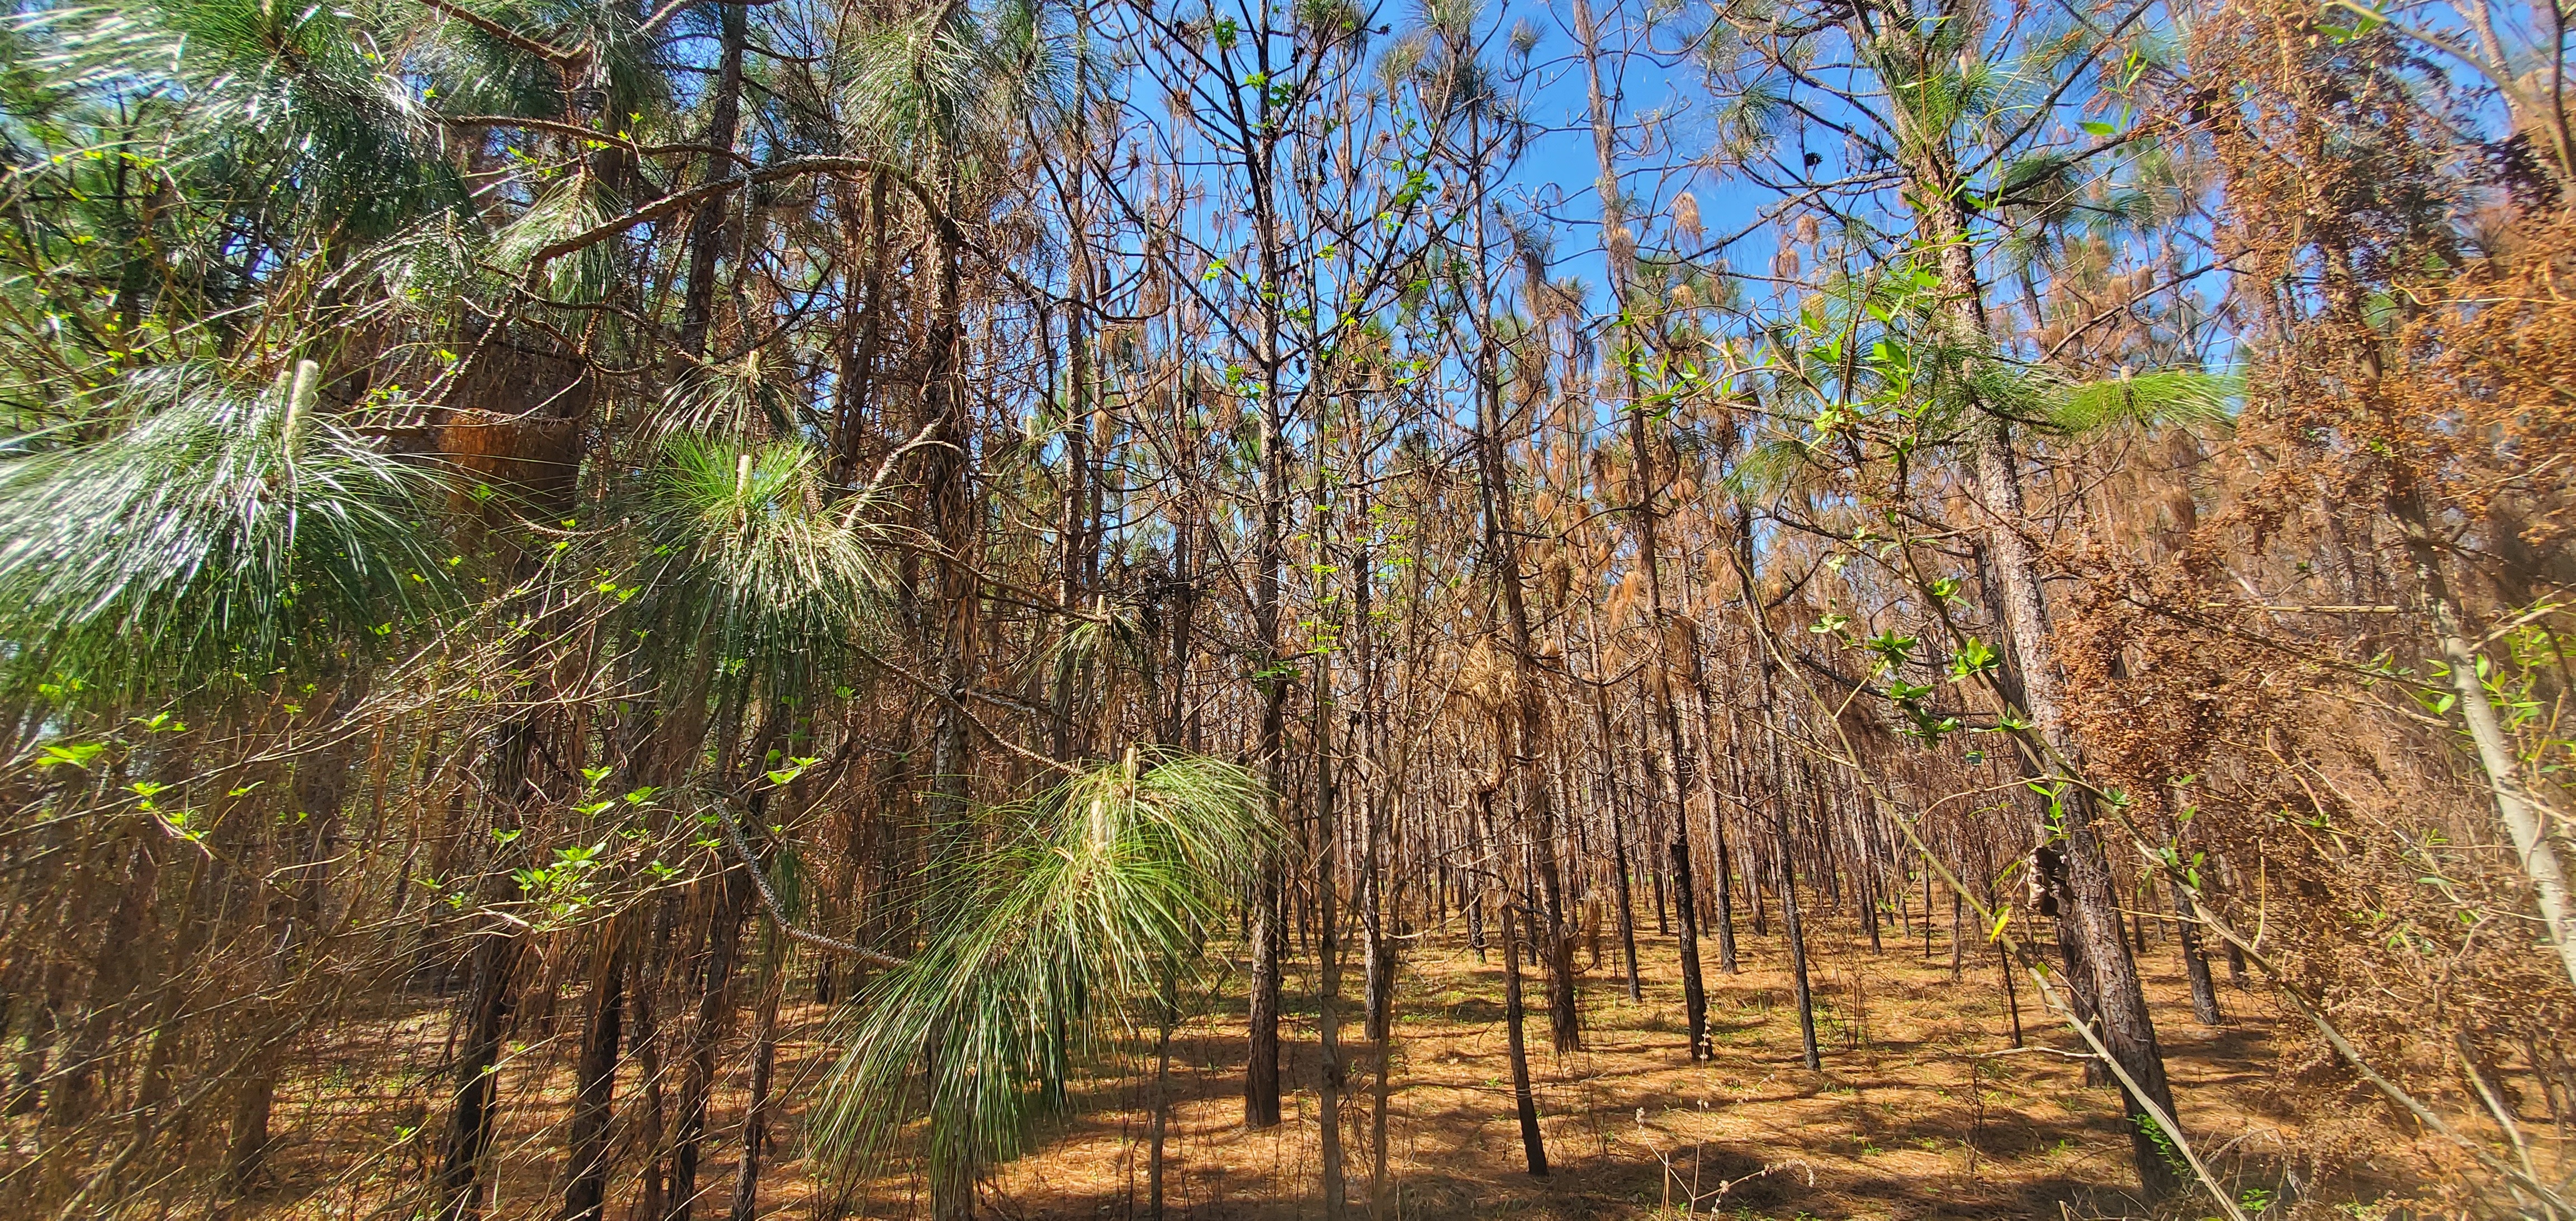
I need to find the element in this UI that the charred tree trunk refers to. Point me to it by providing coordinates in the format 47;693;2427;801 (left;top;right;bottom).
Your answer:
1779;768;1819;1071
1497;889;1547;1177
1657;751;1711;1061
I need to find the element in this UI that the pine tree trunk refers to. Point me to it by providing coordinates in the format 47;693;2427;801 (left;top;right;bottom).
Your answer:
1777;780;1820;1071
1315;651;1347;1221
1950;889;1966;982
1246;875;1284;1127
557;924;627;1221
633;908;671;1221
1707;807;1740;974
1497;893;1547;1177
666;874;748;1221
2393;490;2576;995
2168;875;2223;1026
1658;752;1711;1061
436;703;537;1221
1369;945;1395;1221
1241;22;1292;1127
1911;104;2184;1191
434;927;524;1221
676;0;746;357
1609;789;1645;1001
1148;970;1174;1221
727;935;784;1221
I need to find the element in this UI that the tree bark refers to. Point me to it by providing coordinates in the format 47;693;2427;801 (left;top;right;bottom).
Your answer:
727;933;785;1221
2393;490;2576;996
1315;649;1347;1221
557;923;628;1221
1778;760;1820;1070
435;927;525;1221
1658;752;1711;1061
676;0;746;358
1497;893;1547;1177
1893;58;2185;1185
665;874;748;1221
1238;4;1292;1131
2167;875;2223;1026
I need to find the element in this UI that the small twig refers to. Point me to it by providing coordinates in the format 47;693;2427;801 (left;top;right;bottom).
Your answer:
1972;1045;2098;1061
854;415;955;503
712;797;906;968
411;0;584;64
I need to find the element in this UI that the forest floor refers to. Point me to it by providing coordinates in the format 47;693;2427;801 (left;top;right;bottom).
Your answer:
932;924;2381;1221
227;915;2455;1221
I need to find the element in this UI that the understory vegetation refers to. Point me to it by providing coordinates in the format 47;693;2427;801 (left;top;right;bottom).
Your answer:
0;0;2569;1215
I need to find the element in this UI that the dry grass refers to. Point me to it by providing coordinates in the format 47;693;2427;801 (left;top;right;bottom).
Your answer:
196;913;2473;1221
961;924;2317;1221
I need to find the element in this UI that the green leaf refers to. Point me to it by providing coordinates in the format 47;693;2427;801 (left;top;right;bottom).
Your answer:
39;741;107;769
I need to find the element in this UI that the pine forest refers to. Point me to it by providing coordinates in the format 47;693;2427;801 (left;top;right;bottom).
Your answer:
0;0;2569;1215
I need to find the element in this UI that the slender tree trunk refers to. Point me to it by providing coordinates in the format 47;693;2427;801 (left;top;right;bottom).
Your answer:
634;901;673;1220
2393;490;2576;995
1777;774;1820;1071
1650;794;1670;938
917;187;983;1221
829;171;892;486
1577;635;1646;1002
1240;15;1292;1132
1497;888;1547;1177
1654;748;1710;1061
225;1059;277;1194
1369;946;1395;1221
1609;779;1644;1001
1316;650;1347;1221
225;674;362;1191
2168;875;2222;1026
435;927;525;1221
1998;936;2024;1048
666;874;749;1221
1148;969;1174;1221
727;933;784;1221
1710;807;1741;974
677;0;746;358
1683;647;1740;976
558;924;628;1221
1581;0;1709;1053
436;699;538;1221
1359;538;1397;1220
1950;889;1966;982
1461;108;1579;1054
1246;868;1284;1128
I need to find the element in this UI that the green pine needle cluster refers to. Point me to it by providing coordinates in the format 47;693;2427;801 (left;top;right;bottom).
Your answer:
0;362;451;703
809;751;1272;1187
